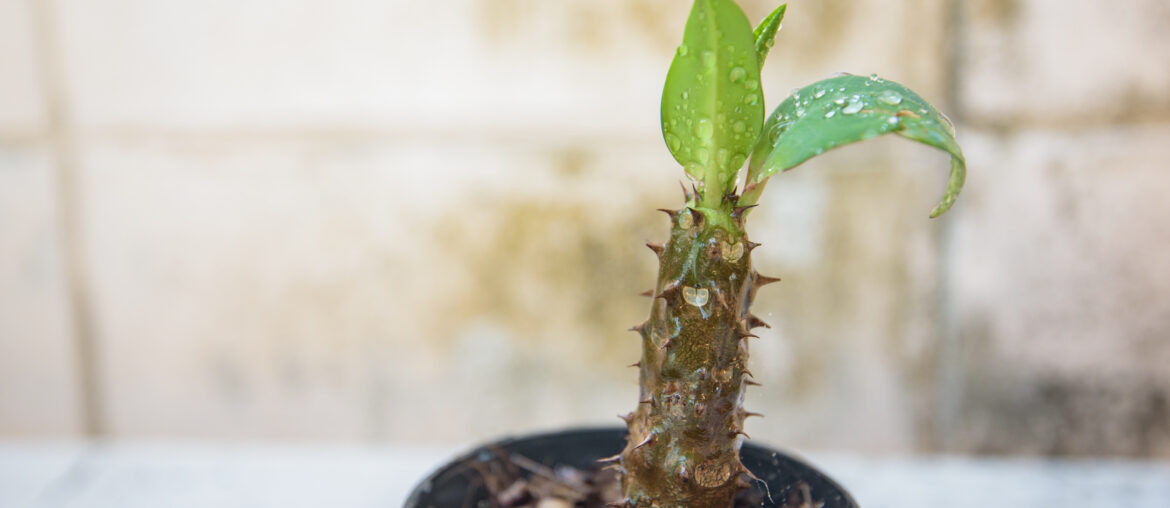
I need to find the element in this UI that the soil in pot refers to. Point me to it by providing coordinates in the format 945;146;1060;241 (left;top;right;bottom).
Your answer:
405;427;857;508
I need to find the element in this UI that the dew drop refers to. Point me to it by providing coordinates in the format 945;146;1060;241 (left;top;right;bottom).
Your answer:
665;133;681;151
877;90;903;105
678;211;693;229
744;79;759;91
682;91;689;100
683;286;710;307
731;153;746;169
842;97;864;115
702;51;716;68
696;147;710;164
678;44;689;56
833;97;845;105
744;93;759;105
716;148;730;167
696;118;714;140
729;67;746;83
733;120;746;133
814;89;826;99
824;110;836;119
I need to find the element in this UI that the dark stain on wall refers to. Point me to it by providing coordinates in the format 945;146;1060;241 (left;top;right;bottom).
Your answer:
431;184;670;367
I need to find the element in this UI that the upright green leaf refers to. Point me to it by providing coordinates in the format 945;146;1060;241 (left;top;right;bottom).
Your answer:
753;4;787;65
744;74;965;217
662;0;764;205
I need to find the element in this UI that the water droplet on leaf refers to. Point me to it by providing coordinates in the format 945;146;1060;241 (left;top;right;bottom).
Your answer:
729;67;746;83
702;51;716;68
696;118;714;140
877;90;903;105
842;97;864;115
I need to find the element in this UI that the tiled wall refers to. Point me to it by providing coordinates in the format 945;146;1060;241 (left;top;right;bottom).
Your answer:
1;0;1168;456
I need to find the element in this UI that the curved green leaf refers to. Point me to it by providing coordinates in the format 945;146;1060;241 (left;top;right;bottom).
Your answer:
662;0;764;204
753;4;787;65
744;74;966;217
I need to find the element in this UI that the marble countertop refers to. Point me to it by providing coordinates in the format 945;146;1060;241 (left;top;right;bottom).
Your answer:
2;441;1168;508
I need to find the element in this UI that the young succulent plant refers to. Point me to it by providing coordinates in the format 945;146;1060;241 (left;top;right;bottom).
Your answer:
608;2;966;507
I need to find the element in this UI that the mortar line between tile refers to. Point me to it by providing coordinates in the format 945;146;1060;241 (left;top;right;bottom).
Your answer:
934;0;968;453
32;0;105;438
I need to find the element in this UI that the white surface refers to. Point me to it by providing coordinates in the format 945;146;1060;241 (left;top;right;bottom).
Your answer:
1;442;1168;508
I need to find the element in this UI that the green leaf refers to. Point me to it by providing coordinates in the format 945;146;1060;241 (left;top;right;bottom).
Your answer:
744;74;966;217
753;4;787;65
662;0;764;205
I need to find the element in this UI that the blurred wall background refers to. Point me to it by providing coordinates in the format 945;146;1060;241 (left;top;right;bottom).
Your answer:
1;0;1169;457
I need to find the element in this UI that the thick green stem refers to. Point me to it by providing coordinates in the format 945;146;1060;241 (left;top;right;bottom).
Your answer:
616;201;771;507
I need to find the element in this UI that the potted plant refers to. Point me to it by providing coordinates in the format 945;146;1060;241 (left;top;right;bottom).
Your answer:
408;1;964;507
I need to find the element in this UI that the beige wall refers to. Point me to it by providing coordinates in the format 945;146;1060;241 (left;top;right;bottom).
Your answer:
1;0;1168;457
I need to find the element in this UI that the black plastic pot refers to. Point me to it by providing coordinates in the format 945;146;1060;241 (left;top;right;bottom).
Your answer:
405;427;857;508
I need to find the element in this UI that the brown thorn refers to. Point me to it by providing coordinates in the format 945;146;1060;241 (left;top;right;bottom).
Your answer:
686;207;705;228
632;433;655;450
743;411;765;419
737;321;758;339
602;463;627;474
722;189;739;206
753;272;782;287
741;464;763;483
597;453;622;464
639;398;654;406
627;361;641;368
744;241;763;253
743;368;755;378
746;314;771;329
618;412;634;424
731;430;752;439
645;242;665;256
628;323;644;333
658;280;682;299
679;181;692;201
656;208;679;221
745;379;762;386
731;204;758;221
